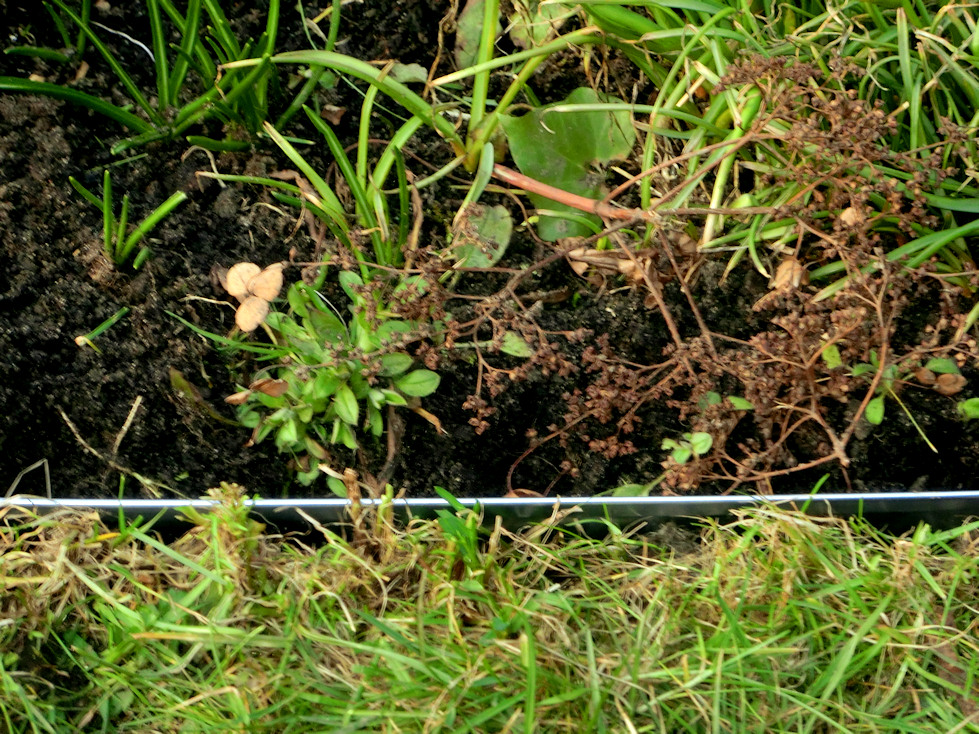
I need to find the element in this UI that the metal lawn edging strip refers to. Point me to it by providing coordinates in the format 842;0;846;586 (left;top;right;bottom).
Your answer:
3;491;979;530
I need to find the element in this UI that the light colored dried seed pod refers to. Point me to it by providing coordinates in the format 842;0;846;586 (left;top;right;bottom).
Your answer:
235;295;270;332
915;368;937;386
935;372;967;396
249;263;284;301
225;262;262;301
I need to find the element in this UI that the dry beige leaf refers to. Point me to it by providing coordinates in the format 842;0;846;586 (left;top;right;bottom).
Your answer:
753;256;808;311
320;105;346;125
411;405;447;435
225;262;261;301
236;295;270;332
305;438;329;460
249;377;289;397
935;373;967;396
773;256;807;290
225;390;252;405
839;206;863;227
504;488;545;498
223;262;286;331
566;248;590;277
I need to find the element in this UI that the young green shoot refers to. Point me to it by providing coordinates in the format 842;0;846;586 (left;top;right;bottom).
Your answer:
73;307;130;353
70;171;188;268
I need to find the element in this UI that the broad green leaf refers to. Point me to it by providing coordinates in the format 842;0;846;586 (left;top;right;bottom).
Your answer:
254;391;287;409
307;309;346;343
501;331;533;358
727;396;754;411
821;343;843;370
957;398;979;419
334;384;359;425
508;0;567;48
238;410;262;428
380;353;414;377
380;389;409;407
689;432;713;456
395;369;441;397
611;483;651;497
275;419;299;450
331;418;358;449
255;421;275;444
287;283;309;318
698;392;721;409
389;62;427;84
454;0;501;68
353;313;382;352
368;404;384;437
453;204;513;268
327;476;348;498
338;270;365;300
851;363;875;378
378;319;413;342
924;358;960;375
312;371;341;399
297;465;321;486
865;395;886;425
500;87;636;241
672;447;692;464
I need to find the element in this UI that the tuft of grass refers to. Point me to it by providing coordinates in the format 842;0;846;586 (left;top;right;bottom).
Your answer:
2;491;978;732
69;170;187;269
1;0;283;152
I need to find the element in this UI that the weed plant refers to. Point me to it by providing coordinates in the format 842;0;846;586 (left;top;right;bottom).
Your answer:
173;273;441;488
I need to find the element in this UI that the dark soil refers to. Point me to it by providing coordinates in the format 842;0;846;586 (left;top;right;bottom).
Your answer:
3;1;978;500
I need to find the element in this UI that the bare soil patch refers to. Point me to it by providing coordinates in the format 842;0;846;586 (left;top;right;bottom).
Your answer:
3;1;978;499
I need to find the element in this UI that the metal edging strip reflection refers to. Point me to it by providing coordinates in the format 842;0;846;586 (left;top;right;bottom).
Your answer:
2;491;979;527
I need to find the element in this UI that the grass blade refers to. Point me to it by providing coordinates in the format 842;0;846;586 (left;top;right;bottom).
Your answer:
0;77;153;133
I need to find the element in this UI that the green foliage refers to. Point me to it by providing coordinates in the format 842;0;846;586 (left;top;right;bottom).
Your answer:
8;502;979;732
700;390;754;412
662;431;713;465
451;203;513;268
1;0;283;151
74;307;130;353
849;351;937;451
69;170;187;268
500;87;636;240
957;398;979;420
227;279;439;485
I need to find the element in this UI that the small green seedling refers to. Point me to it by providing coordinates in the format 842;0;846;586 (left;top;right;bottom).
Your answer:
849;351;937;452
957;398;979;419
74;307;130;353
661;432;713;465
234;277;439;484
699;391;754;411
70;171;187;268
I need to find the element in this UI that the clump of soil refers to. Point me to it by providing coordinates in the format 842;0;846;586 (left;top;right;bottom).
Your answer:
2;2;978;500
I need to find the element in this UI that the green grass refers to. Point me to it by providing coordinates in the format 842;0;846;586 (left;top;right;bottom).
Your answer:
2;490;978;732
4;6;979;727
